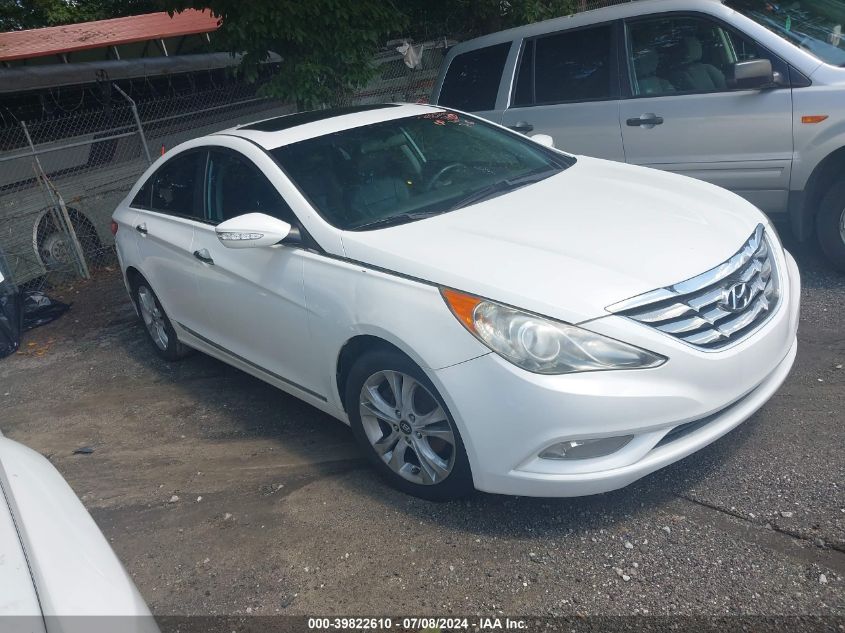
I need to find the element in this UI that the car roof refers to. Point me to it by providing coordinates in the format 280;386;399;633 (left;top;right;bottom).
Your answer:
216;102;446;150
446;0;726;52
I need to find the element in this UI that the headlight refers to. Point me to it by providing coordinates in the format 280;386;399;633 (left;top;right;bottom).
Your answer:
441;288;666;375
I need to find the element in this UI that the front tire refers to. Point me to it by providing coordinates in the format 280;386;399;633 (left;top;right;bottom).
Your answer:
131;280;191;361
816;180;845;273
345;349;474;500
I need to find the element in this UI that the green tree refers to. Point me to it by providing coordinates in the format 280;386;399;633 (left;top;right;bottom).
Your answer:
401;0;579;41
159;0;579;108
0;0;162;31
164;0;405;108
1;0;581;108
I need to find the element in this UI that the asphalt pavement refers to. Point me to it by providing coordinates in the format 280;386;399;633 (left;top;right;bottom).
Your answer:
0;233;842;623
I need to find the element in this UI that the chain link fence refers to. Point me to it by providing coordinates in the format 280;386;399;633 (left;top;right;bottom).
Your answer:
343;39;455;106
0;81;298;290
0;0;635;291
0;38;459;291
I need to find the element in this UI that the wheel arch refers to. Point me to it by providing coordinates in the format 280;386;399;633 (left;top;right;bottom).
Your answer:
125;265;145;285
335;334;413;413
793;145;845;240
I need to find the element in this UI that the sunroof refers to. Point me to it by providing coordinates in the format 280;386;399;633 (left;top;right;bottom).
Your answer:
240;104;400;132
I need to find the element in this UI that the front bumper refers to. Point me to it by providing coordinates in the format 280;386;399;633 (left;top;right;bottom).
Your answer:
433;250;800;497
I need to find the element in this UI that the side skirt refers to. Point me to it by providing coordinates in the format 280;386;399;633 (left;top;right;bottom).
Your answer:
173;321;349;424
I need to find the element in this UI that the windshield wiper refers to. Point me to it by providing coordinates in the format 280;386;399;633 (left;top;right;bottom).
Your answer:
351;210;443;231
445;168;560;212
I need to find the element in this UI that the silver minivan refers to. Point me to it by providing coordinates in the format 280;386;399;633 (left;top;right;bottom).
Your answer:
431;0;845;271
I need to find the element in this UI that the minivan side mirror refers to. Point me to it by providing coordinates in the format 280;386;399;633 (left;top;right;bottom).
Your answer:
530;133;555;148
215;212;292;249
728;58;774;90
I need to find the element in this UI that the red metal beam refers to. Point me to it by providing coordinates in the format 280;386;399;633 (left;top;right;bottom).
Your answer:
0;10;220;63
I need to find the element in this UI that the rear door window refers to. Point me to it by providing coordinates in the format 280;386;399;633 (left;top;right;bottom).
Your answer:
130;177;152;209
533;25;614;104
438;42;511;111
512;40;534;107
149;151;205;219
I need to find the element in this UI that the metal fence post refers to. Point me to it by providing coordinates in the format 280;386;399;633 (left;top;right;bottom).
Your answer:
113;83;153;165
21;120;91;280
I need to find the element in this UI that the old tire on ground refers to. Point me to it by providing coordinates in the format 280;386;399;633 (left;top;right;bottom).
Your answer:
36;209;106;271
345;349;474;501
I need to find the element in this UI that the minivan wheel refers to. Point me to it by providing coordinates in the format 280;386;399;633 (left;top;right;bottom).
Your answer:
132;281;192;361
345;350;474;500
816;180;845;273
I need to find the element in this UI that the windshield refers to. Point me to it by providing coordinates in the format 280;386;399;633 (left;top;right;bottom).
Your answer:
271;111;572;230
727;0;845;66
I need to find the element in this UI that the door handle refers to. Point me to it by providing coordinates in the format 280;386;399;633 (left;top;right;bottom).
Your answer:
509;121;534;133
193;249;214;265
626;114;664;127
135;223;148;235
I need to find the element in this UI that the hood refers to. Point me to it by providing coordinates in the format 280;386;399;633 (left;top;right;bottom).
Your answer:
340;157;766;323
0;480;44;624
0;436;158;627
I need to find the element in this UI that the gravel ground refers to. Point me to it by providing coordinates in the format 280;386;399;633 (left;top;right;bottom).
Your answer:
0;234;843;624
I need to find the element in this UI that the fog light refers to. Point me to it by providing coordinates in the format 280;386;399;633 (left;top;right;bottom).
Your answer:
539;435;634;460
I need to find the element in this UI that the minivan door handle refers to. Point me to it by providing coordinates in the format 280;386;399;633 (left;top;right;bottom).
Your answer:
193;249;214;265
626;114;664;128
509;121;534;133
135;223;148;235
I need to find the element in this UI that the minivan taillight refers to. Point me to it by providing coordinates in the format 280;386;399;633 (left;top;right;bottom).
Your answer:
110;220;118;236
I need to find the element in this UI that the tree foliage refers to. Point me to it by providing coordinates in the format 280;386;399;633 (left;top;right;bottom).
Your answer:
159;0;579;107
1;0;581;107
165;0;406;108
402;0;580;41
0;0;162;31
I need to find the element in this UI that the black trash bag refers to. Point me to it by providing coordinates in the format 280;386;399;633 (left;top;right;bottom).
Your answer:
22;290;71;331
0;255;22;359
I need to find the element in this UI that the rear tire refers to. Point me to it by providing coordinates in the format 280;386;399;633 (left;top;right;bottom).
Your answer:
345;349;474;501
816;180;845;273
131;279;191;361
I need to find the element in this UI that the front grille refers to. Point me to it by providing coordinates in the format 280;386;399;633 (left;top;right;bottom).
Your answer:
608;225;779;350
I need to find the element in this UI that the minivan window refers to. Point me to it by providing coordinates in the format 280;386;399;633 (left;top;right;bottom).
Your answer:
512;40;535;106
626;16;787;96
727;0;845;66
205;150;294;224
149;151;204;218
534;25;614;103
438;43;511;111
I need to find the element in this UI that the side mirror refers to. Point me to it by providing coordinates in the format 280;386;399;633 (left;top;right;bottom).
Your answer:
729;59;774;90
530;133;555;148
215;212;291;249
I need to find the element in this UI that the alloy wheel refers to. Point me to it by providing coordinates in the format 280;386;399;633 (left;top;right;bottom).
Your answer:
137;286;169;351
359;370;456;485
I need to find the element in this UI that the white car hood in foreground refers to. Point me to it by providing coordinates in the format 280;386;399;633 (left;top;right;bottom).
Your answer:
0;481;42;624
341;157;765;324
0;435;158;632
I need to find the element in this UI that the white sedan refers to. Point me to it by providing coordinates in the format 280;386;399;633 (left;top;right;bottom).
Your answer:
112;103;800;499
